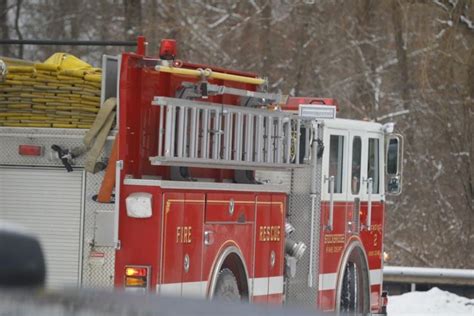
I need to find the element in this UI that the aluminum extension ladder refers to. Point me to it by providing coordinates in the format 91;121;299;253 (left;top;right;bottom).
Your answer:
149;96;312;170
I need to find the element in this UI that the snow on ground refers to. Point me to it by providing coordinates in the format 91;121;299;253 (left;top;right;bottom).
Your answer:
388;287;474;315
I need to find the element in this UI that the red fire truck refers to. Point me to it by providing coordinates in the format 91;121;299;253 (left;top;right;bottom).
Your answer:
112;39;402;315
0;38;402;315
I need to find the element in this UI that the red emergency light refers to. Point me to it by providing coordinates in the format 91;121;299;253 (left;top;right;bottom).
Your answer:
125;266;148;277
18;144;43;156
159;39;177;60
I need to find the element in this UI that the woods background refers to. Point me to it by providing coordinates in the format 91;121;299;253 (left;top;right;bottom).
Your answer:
1;0;473;269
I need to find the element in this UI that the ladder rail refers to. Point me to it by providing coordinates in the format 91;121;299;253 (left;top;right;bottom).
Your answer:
151;97;312;169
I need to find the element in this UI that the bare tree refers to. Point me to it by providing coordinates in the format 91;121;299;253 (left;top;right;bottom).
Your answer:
0;0;10;56
124;0;142;39
14;0;22;58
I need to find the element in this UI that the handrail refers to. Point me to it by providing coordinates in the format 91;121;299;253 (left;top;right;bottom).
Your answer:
365;177;373;230
155;65;266;85
325;176;335;231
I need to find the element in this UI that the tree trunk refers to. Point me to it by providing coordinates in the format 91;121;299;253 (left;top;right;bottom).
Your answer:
390;0;410;110
259;1;272;75
293;3;311;96
124;0;142;40
0;0;9;56
14;0;23;58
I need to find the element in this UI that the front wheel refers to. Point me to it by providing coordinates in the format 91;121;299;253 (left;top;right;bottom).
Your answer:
213;268;241;301
340;260;370;315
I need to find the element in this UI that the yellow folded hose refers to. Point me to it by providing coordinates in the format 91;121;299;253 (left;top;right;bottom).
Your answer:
0;53;103;128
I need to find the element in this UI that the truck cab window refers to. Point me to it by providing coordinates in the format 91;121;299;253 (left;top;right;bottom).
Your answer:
351;137;362;195
329;135;344;193
368;138;380;194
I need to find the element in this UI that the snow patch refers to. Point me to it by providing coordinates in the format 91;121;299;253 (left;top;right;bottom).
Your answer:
388;287;474;316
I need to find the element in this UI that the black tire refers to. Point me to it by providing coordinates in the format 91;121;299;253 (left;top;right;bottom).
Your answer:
213;268;241;301
340;260;370;315
340;262;357;313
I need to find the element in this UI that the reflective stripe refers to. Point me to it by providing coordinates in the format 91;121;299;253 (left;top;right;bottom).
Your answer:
318;269;383;291
319;273;337;291
157;282;180;296
268;276;284;294
251;276;284;296
158;276;284;298
158;281;207;298
252;277;268;296
182;281;207;298
370;269;383;285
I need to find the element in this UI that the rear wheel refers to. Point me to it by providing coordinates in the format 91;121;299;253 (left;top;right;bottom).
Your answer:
213;268;241;301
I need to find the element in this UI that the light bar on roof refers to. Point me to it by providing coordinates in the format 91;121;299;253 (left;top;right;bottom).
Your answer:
299;104;336;120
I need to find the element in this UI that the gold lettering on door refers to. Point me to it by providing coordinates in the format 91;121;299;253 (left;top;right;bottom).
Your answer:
176;226;192;243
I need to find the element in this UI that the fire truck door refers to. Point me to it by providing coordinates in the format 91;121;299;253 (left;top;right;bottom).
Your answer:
360;133;385;309
253;194;285;303
320;127;349;304
254;194;272;303
181;192;205;297
160;192;205;297
347;132;368;235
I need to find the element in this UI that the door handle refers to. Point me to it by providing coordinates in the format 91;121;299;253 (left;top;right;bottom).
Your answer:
363;177;373;230
324;176;335;231
204;230;214;246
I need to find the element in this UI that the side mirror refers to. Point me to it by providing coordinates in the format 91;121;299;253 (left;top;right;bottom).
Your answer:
386;135;403;195
0;222;46;288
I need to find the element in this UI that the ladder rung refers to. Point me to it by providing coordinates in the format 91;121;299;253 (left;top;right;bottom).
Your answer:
189;108;197;158
201;109;209;159
164;106;176;157
234;112;242;161
177;107;185;157
223;111;231;160
158;105;164;156
244;114;254;162
285;119;291;163
275;117;283;163
255;115;264;163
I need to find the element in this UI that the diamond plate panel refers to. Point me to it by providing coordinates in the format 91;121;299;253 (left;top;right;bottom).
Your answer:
81;171;116;288
0;127;116;288
284;156;322;307
259;126;324;307
285;126;324;307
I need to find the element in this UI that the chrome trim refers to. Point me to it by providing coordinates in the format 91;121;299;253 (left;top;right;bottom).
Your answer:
123;178;288;193
228;199;235;215
270;250;275;268
184;254;190;273
204;231;214;246
207;246;250;299
366;178;373;230
325;176;335;231
308;193;316;287
114;160;123;249
78;169;86;286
